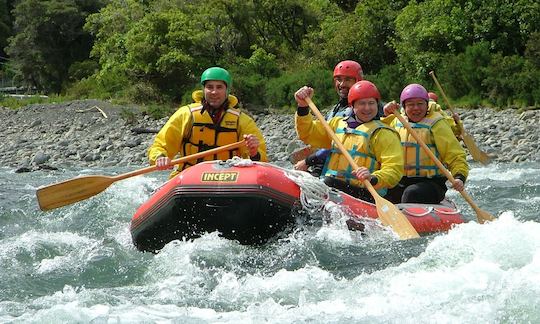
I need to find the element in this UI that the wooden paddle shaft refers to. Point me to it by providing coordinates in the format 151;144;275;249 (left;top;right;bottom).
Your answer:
112;140;246;181
429;71;457;115
305;98;377;196
394;112;494;222
304;97;420;238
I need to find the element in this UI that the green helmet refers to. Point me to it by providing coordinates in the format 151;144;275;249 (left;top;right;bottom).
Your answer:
200;67;232;92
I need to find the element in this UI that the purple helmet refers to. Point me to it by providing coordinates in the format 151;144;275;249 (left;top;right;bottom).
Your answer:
400;84;429;105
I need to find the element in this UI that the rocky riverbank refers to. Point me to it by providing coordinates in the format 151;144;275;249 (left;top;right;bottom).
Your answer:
0;99;538;172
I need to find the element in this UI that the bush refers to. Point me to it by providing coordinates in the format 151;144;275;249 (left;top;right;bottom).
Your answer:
143;103;176;119
125;81;165;104
368;64;406;102
228;46;280;110
264;66;334;110
68;60;99;82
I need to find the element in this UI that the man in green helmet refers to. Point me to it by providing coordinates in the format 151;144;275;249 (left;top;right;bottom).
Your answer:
148;66;268;178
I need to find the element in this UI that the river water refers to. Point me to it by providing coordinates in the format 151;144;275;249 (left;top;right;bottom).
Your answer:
1;161;539;323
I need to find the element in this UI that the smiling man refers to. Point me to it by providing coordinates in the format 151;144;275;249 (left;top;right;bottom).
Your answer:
327;60;364;119
148;67;267;178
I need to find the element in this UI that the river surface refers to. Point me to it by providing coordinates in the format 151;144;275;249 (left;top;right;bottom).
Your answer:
1;162;539;323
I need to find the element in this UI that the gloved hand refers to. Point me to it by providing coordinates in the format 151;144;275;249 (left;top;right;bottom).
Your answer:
244;134;260;157
155;156;172;170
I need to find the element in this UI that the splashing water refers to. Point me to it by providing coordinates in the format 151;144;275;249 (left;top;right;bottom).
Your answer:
0;162;539;323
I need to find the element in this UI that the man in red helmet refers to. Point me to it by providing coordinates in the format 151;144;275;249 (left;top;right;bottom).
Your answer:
327;60;364;119
291;60;363;173
292;60;389;174
294;80;403;202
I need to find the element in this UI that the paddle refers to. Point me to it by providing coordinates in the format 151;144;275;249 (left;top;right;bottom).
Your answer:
429;71;491;165
304;97;420;239
36;140;246;211
392;111;495;224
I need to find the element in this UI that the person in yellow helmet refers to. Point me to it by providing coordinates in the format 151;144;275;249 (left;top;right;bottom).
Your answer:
427;91;463;137
294;80;404;203
382;84;469;204
148;67;267;178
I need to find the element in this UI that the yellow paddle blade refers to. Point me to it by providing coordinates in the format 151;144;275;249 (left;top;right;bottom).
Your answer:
36;140;248;212
289;145;315;164
373;194;420;239
36;175;115;211
476;208;495;224
460;190;495;224
462;131;491;165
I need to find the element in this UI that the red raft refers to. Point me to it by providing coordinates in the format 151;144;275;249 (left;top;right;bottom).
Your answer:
131;161;466;252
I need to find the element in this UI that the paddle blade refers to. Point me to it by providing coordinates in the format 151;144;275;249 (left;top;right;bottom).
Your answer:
36;175;115;211
289;145;315;164
373;194;420;239
462;131;491;165
476;209;495;224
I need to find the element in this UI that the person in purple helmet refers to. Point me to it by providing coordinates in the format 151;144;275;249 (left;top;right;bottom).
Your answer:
382;84;469;204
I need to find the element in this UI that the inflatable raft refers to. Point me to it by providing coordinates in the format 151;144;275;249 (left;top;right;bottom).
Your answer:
130;161;465;252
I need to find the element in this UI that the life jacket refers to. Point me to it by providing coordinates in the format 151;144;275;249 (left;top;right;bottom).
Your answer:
326;98;351;120
323;119;395;192
395;111;445;178
178;105;241;170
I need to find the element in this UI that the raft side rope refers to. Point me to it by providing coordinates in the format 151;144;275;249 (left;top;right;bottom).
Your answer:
222;156;254;167
284;169;330;214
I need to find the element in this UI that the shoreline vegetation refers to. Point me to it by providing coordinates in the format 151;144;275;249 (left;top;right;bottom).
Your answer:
1;0;539;113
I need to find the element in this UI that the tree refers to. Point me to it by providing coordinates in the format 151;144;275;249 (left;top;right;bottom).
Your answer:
6;0;104;92
393;0;540;79
305;0;407;74
0;0;14;58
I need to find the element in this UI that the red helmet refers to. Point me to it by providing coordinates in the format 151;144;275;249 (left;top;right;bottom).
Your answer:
333;60;363;82
348;80;381;106
428;92;438;101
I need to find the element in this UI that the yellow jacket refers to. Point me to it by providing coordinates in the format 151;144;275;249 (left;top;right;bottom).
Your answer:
148;91;267;176
295;113;404;189
429;101;463;137
383;111;469;179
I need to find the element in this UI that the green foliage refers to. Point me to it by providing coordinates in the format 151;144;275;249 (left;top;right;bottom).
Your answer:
228;46;280;109
368;64;406;102
143;103;176;120
2;0;539;110
0;0;12;58
64;71;130;100
6;0;104;93
525;32;540;67
310;0;405;73
264;65;334;109
124;81;166;104
68;60;99;82
0;93;63;109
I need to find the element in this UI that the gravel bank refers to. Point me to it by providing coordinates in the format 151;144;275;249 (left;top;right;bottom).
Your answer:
1;99;538;172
